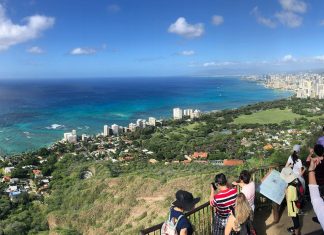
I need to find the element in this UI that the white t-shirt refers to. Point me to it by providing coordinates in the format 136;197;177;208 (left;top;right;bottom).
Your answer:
286;156;303;176
309;184;324;230
241;181;255;211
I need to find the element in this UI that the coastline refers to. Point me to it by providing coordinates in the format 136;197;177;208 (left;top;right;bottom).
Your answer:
0;77;293;155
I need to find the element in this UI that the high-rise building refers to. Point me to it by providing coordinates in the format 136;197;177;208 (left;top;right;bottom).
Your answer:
103;125;110;136
136;119;146;128
148;117;156;126
81;134;89;141
191;109;202;119
111;124;119;135
63;132;71;141
173;108;183;120
63;131;77;143
118;126;124;134
183;109;193;117
129;123;137;132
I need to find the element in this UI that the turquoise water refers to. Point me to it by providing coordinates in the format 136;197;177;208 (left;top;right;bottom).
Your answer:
0;77;292;154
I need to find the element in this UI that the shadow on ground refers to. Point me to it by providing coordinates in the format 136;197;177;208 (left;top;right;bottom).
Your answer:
253;201;323;235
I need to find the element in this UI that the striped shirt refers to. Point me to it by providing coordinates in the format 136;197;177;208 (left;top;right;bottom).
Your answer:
211;188;238;218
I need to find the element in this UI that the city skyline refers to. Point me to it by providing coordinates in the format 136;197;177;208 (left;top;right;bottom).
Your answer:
1;0;324;78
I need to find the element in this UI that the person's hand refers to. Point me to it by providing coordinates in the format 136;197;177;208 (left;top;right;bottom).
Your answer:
314;157;322;165
309;158;319;171
232;181;238;186
309;148;314;155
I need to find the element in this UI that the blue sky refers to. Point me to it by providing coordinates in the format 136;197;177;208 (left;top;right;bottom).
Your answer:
0;0;324;78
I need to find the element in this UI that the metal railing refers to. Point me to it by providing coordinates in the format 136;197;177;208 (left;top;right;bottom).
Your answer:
140;201;214;235
140;165;283;235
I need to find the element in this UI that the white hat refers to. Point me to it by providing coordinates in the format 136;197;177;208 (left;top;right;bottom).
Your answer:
293;145;301;152
280;167;298;184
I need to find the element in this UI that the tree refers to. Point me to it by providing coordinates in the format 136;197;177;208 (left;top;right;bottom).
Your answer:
38;147;50;156
11;168;29;179
0;196;11;219
3;221;28;235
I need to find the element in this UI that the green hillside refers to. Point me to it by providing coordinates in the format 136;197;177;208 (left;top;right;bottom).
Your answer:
45;157;238;235
1;97;324;234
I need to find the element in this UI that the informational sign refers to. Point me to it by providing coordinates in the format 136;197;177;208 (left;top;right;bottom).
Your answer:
258;170;287;205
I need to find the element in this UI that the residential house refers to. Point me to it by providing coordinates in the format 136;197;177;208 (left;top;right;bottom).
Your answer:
191;152;208;159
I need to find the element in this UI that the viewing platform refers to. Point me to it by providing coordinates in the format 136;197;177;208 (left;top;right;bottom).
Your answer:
140;166;324;235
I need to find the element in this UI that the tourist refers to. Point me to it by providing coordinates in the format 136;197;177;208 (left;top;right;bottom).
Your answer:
162;190;200;235
306;145;324;225
232;170;255;211
210;173;238;235
306;145;324;186
280;167;301;235
224;193;254;235
308;157;324;230
285;144;306;190
316;126;324;147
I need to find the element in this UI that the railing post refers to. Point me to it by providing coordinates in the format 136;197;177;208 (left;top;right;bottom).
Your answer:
272;202;280;223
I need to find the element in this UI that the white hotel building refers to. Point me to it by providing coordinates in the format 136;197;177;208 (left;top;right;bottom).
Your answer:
103;125;110;137
173;108;183;120
111;124;119;135
63;130;77;143
148;117;156;126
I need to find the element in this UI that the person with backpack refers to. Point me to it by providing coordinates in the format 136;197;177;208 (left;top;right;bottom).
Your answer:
224;193;255;235
161;190;200;235
286;145;306;190
210;173;238;235
280;167;301;235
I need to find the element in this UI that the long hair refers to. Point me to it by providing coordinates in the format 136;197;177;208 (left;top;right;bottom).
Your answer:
234;193;252;227
291;151;299;164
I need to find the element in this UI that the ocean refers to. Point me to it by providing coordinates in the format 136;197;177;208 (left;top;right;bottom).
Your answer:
0;77;292;155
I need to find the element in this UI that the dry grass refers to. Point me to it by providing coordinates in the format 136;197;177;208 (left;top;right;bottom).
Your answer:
46;162;235;234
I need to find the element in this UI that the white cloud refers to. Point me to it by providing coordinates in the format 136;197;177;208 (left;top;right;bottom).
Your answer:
179;50;195;56
168;17;204;38
203;61;235;67
275;11;303;28
278;0;307;13
211;15;224;26
314;55;324;62
251;7;276;28
107;4;120;13
27;46;44;54
0;4;54;51
194;55;324;73
70;47;97;55
282;54;297;62
252;0;306;29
